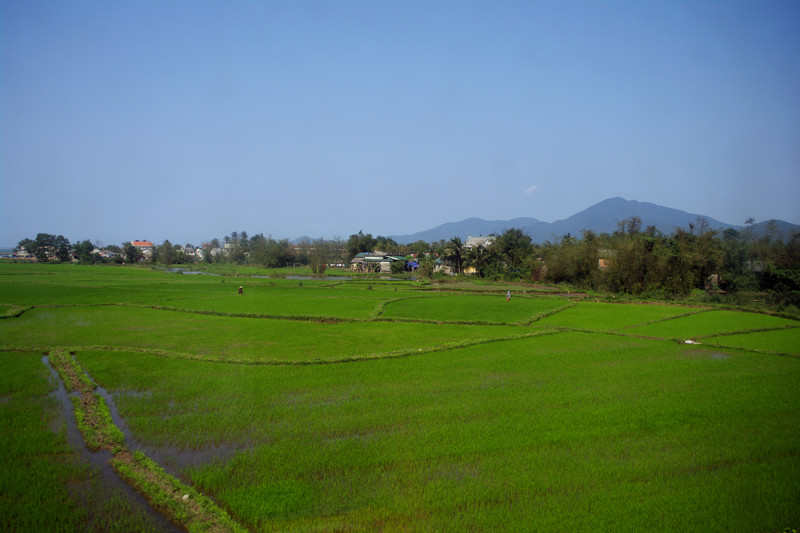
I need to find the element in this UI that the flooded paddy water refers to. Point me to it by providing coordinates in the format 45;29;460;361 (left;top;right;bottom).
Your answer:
43;354;184;533
96;387;245;475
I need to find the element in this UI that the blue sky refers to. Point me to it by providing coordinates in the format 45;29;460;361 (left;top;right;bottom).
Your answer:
2;0;798;247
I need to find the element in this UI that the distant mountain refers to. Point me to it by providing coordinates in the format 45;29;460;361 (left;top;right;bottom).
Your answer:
390;217;541;245
749;219;800;240
390;197;799;244
530;197;735;242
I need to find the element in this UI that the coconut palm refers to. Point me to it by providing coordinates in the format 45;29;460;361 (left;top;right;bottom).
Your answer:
443;237;464;274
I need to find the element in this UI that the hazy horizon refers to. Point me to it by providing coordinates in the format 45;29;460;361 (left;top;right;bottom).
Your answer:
3;194;798;250
2;1;799;247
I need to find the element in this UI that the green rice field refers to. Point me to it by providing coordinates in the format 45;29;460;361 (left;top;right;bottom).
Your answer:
1;262;798;531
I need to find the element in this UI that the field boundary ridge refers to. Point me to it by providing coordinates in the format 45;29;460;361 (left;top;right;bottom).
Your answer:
46;349;248;533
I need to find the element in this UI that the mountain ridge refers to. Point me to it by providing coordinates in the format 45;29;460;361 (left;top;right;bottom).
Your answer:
389;197;799;244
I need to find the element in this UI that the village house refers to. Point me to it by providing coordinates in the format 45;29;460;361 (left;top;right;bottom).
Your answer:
464;235;494;250
434;257;454;275
598;249;616;270
350;252;406;273
131;241;154;258
462;235;494;275
92;248;118;259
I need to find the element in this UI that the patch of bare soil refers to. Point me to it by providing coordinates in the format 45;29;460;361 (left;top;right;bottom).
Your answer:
78;391;122;451
49;350;93;394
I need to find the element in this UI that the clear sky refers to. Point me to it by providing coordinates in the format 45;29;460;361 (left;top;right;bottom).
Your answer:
2;0;798;247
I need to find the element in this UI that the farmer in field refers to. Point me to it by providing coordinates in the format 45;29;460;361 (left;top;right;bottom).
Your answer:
238;285;243;294
506;290;511;301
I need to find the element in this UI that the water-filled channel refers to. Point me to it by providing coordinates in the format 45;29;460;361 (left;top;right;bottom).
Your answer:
43;355;182;532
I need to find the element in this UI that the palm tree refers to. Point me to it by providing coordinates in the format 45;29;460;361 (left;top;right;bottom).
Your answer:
443;237;464;274
465;243;486;278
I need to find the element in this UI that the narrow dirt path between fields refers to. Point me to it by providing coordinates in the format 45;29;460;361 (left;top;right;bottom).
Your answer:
47;349;248;533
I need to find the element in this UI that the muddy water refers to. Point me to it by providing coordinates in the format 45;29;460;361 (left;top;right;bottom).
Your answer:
43;356;182;533
94;387;244;480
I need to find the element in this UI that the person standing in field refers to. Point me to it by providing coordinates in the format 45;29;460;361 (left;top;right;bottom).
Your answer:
506;290;511;301
238;286;243;294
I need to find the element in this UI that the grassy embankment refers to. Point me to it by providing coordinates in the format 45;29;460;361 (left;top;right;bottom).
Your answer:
46;347;246;532
0;350;163;532
1;262;798;531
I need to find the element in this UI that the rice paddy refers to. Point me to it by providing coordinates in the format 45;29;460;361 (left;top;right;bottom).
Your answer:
1;262;798;531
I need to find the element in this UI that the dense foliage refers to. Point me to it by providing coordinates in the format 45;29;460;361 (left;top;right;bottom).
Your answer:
14;218;800;305
535;218;800;302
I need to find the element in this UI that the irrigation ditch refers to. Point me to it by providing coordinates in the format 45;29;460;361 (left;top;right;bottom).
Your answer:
45;349;247;533
42;354;182;533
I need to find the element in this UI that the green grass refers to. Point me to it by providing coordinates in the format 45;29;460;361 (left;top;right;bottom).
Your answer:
626;309;798;340
534;300;700;330
1;306;525;363
145;285;390;319
0;351;162;532
1;262;799;531
381;294;568;323
77;334;800;531
702;326;800;354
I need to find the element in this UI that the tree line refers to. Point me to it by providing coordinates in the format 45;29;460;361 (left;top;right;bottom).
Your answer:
14;217;800;305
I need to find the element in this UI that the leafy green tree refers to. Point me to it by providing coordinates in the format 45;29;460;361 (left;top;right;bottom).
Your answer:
123;242;143;263
526;254;547;282
33;233;54;261
754;228;800;302
489;228;532;279
228;243;247;264
576;230;601;283
29;233;57;262
17;238;35;255
73;240;96;263
390;258;408;274
718;228;752;291
408;240;431;257
26;233;72;262
465;244;488;278
605;228;655;294
375;236;399;254
615;216;642;237
248;235;295;267
542;235;578;284
174;243;188;264
418;254;436;279
249;234;270;266
442;237;465;274
159;240;175;266
309;238;331;274
429;239;447;258
269;239;295;267
53;235;71;262
347;231;377;259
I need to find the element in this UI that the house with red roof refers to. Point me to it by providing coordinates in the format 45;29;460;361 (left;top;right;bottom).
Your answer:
131;241;154;258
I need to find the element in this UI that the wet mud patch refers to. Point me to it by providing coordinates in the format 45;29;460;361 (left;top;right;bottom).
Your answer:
152;445;247;473
685;349;731;360
45;351;247;532
94;386;247;477
42;355;182;532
